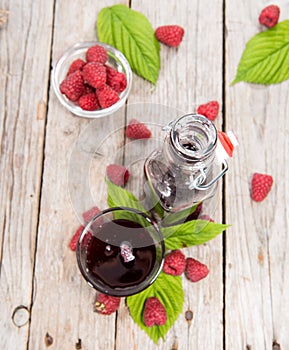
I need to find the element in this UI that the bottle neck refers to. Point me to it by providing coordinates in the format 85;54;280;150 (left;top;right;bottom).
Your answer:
164;114;217;171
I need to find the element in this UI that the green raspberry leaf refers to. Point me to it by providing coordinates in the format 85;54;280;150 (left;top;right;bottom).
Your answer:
97;4;160;84
232;20;289;85
126;272;184;344
106;179;146;212
106;179;149;226
161;202;201;227
162;220;230;250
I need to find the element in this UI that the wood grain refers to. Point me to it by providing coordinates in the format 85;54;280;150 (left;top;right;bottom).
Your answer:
225;1;289;349
116;0;225;349
0;0;53;348
2;0;289;349
27;1;128;349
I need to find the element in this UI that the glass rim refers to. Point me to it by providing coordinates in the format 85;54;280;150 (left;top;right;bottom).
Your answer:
76;206;165;297
170;113;217;161
52;41;133;119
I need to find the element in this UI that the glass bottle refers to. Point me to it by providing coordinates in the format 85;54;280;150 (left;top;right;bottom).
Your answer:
144;113;237;221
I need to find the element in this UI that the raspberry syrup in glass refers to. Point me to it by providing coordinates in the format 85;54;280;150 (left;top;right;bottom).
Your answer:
86;219;156;289
76;207;165;296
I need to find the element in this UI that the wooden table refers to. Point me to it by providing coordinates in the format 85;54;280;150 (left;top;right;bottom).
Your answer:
1;1;288;349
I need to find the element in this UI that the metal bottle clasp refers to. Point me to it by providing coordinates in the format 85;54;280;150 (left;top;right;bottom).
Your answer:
162;119;175;132
188;159;228;190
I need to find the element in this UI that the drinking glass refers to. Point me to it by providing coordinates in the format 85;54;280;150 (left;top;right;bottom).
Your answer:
76;207;165;297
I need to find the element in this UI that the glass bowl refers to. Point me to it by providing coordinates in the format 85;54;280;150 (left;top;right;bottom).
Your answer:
52;41;132;118
76;207;165;297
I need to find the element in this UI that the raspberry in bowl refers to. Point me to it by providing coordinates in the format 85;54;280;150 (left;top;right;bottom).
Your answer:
52;42;132;118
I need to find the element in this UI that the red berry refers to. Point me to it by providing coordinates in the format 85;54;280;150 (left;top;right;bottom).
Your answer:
86;45;108;64
197;101;220;121
143;297;167;327
60;70;84;102
185;258;209;282
69;225;85;251
163;250;186;276
82;62;106;89
96;84;120;108
251;173;273;202
185;202;203;222
199;214;214;222
94;293;120;315
155;25;184;47
78;92;99;111
106;66;127;93
82;206;101;223
259;5;280;28
67;59;86;76
106;164;130;187
83;83;95;95
125;119;151;139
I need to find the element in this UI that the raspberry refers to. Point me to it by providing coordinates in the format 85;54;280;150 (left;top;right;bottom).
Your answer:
125;119;152;139
185;257;209;282
199;214;214;222
82;206;103;233
82;62;106;89
83;83;95;95
94;293;120;315
185;202;202;221
259;5;280;28
143;297;167;327
60;70;84;102
78;92;99;111
197;101;220;121
86;45;108;64
163;250;186;276
69;225;85;251
82;206;101;223
155;25;184;47
96;84;120;108
67;58;86;76
251;173;273;202
106;66;127;93
106;164;130;187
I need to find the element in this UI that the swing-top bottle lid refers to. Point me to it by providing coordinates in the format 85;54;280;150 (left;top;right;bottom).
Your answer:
216;130;238;164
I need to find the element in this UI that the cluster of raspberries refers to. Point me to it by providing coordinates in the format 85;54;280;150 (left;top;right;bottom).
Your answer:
163;249;209;282
59;44;127;111
68;8;279;332
68;116;211;327
69;205;209;327
142;250;209;327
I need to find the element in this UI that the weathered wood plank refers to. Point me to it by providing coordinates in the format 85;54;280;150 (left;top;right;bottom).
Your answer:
8;0;289;349
225;1;289;349
115;1;225;349
0;0;54;348
27;1;129;349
